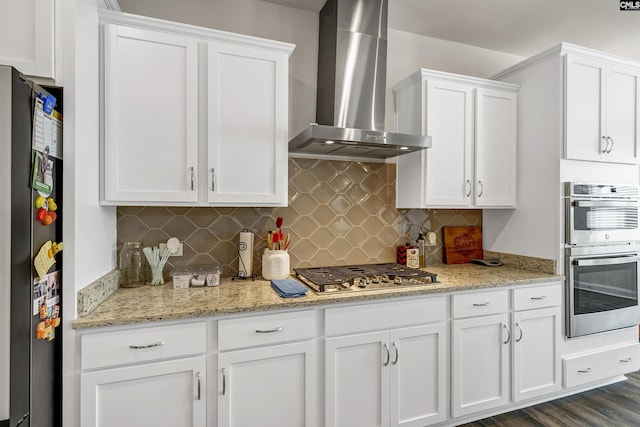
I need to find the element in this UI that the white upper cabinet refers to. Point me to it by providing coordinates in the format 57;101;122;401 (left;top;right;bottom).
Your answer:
475;88;517;207
206;42;289;205
394;69;518;209
102;24;199;203
99;11;294;206
565;53;640;164
0;0;58;81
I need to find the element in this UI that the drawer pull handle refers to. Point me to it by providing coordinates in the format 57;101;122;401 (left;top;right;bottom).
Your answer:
473;302;491;307
530;296;546;300
620;357;633;363
392;342;399;365
255;327;283;334
383;343;390;367
129;340;165;350
578;367;592;373
197;372;201;400
221;368;227;395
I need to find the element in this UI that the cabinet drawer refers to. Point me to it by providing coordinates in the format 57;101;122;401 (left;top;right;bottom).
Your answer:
513;282;563;311
563;343;640;388
81;322;206;370
452;289;509;318
218;310;316;351
325;296;446;336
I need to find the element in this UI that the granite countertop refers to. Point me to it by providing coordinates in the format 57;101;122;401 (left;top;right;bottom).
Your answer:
72;263;562;330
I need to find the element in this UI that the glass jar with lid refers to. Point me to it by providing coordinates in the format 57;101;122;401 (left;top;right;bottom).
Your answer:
119;241;145;288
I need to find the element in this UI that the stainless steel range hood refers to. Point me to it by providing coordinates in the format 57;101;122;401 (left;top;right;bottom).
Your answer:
289;0;431;160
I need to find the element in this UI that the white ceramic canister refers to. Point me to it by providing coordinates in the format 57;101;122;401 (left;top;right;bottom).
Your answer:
262;249;290;280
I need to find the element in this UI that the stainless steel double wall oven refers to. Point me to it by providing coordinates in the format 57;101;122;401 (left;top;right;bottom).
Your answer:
565;182;640;337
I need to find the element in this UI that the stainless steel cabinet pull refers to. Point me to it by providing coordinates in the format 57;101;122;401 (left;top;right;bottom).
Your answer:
607;136;614;153
190;166;195;191
129;341;165;350
473;302;491;307
620;357;633;363
515;322;523;342
601;136;609;153
383;343;390;367
221;368;227;395
503;324;511;344
578;367;592;373
530;296;546;300
392;342;399;365
255;327;283;334
477;180;484;197
211;168;215;191
465;179;472;197
197;372;201;400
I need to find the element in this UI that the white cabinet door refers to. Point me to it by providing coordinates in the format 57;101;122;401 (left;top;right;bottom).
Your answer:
218;341;317;427
325;331;390;427
0;0;55;79
512;306;561;402
565;53;640;164
475;88;517;207
207;42;288;206
565;54;605;162
389;324;446;427
81;356;206;427
451;313;509;418
423;79;474;207
604;63;640;164
102;24;199;203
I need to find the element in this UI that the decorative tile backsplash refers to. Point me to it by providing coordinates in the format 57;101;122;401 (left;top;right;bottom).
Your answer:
117;158;482;278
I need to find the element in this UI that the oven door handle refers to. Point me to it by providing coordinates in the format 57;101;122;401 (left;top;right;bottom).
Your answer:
574;200;638;208
575;256;640;267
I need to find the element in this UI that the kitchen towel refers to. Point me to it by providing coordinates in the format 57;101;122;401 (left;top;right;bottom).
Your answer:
271;279;308;298
238;230;254;278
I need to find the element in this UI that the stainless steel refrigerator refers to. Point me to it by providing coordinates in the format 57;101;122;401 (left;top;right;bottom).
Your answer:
0;66;62;427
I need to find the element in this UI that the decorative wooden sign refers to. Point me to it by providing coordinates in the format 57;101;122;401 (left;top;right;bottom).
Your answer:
443;226;483;264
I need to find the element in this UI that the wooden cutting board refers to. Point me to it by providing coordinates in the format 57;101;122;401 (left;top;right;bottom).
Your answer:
443;226;483;264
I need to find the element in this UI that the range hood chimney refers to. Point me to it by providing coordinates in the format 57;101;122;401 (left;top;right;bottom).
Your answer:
289;0;431;160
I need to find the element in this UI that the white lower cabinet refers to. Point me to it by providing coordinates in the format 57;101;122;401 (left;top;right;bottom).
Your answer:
76;280;640;427
324;298;447;427
81;357;206;427
451;312;510;417
217;341;317;427
216;310;317;427
80;322;207;427
563;343;640;388
512;306;562;402
451;284;562;418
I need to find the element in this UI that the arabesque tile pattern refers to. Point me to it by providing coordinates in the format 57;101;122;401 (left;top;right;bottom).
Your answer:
117;159;482;279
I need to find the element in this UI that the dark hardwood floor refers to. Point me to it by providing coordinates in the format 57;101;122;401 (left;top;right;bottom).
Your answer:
460;371;640;426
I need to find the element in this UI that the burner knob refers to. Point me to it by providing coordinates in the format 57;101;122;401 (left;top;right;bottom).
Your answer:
394;276;403;285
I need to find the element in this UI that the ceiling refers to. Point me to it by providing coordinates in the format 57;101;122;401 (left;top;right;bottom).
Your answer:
263;0;640;62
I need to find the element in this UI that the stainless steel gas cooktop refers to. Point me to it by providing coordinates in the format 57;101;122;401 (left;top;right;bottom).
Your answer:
293;263;438;294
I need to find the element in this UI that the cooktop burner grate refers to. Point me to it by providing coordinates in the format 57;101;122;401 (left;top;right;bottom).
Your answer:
293;263;438;293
